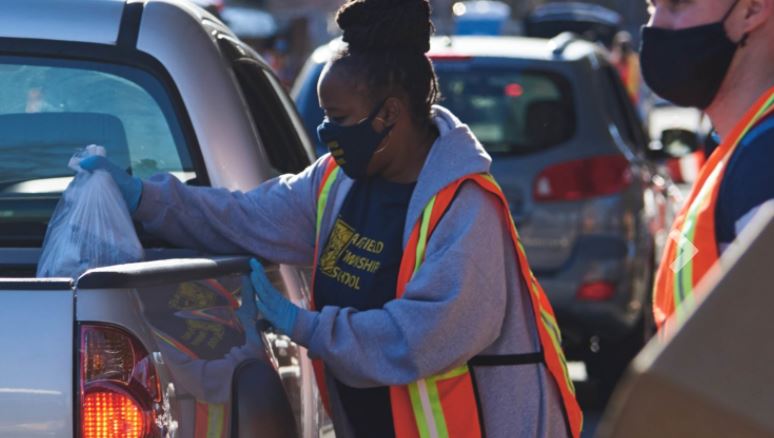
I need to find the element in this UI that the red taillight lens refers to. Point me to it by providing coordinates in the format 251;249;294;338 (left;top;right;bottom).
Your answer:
576;281;616;301
504;83;524;97
80;325;161;437
533;155;632;202
83;390;147;438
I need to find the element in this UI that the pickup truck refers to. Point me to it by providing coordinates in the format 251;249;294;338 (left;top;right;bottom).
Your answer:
0;1;323;437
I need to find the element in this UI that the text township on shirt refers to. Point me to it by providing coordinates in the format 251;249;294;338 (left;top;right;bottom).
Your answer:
320;218;385;291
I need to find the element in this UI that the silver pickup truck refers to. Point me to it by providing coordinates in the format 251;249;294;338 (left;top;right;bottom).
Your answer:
0;1;324;436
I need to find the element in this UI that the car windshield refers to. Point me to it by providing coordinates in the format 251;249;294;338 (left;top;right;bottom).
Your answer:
0;56;196;244
434;63;575;155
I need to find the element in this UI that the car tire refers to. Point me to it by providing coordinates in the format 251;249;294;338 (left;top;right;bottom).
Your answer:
232;359;298;438
588;252;657;400
585;314;646;401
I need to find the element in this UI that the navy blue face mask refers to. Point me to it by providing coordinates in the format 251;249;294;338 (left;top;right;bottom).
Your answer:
640;0;747;109
317;100;393;180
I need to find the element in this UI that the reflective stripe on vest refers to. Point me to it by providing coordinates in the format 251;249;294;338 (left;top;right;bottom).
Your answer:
392;192;480;438
151;329;230;437
654;86;774;333
311;158;582;438
309;158;341;414
195;401;228;438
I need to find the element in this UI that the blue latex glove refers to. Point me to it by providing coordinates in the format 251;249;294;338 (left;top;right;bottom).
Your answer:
235;277;264;346
79;155;143;213
249;258;299;336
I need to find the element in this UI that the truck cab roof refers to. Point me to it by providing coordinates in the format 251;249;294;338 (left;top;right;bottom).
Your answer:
0;0;229;46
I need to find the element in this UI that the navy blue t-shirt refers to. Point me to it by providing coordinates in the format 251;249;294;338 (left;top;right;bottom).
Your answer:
716;115;774;248
315;176;416;437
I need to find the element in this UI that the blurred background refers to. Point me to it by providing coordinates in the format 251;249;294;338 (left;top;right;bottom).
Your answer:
197;0;649;89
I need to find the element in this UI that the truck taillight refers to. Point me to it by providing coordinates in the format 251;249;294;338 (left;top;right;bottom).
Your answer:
83;390;146;438
80;324;161;438
533;155;632;202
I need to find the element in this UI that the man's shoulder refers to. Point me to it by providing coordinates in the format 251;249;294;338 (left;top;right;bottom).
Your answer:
727;115;774;181
739;115;774;150
728;111;774;173
716;115;774;244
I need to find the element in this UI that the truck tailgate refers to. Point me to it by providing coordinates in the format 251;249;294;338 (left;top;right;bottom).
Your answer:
0;280;74;437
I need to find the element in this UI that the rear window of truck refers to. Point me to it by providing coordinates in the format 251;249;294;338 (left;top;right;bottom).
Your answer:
0;56;197;245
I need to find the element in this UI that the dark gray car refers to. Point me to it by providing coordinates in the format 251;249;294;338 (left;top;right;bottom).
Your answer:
293;34;681;389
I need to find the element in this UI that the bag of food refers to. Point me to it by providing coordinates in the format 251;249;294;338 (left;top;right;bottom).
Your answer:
37;145;144;278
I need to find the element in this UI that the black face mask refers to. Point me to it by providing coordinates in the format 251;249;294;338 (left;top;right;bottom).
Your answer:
640;0;748;109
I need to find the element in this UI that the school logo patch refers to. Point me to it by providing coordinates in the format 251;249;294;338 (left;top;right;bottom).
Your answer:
320;218;356;277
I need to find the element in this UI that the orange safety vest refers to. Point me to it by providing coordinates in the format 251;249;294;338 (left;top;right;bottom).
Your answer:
310;158;583;438
653;86;774;333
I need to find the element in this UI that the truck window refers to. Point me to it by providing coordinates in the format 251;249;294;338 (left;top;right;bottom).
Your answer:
0;56;199;245
231;59;312;175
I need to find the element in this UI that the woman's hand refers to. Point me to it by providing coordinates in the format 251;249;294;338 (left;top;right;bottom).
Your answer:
249;258;299;336
79;155;143;213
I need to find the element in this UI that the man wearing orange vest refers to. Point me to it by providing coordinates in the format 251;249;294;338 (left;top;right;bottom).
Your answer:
641;0;774;331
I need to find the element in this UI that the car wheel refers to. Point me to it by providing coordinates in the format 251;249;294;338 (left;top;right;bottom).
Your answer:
585;315;645;401
588;253;657;400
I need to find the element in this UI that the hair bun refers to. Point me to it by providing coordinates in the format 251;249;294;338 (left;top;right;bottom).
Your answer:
336;0;433;54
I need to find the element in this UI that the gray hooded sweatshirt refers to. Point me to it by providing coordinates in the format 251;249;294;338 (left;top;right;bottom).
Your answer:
135;105;571;437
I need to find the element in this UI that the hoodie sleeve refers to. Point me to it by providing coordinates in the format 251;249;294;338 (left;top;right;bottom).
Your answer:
292;182;515;388
133;156;327;266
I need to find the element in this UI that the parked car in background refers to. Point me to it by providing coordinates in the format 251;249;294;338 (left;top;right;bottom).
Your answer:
0;1;323;437
524;2;623;48
293;34;681;391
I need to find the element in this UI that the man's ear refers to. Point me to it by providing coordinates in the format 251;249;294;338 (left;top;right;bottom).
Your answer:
741;0;773;34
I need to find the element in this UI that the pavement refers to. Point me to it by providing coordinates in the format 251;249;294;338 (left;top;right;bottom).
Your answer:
570;361;608;438
577;380;605;438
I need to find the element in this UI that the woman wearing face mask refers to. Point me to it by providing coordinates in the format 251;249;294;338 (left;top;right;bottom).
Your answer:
81;0;582;436
641;0;774;334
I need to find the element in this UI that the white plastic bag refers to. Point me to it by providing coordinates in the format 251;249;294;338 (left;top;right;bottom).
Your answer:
37;145;144;278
